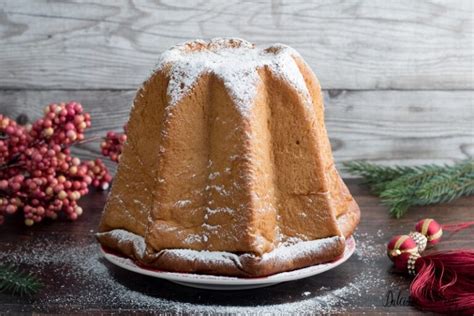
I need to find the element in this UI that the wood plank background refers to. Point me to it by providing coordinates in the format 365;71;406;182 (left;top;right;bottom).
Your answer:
0;0;473;175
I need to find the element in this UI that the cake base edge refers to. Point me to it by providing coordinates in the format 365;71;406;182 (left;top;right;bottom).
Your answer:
96;230;345;277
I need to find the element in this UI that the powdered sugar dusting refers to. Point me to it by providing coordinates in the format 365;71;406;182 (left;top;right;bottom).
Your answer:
355;231;386;264
174;199;191;208
156;38;311;116
166;235;343;266
183;233;204;245
262;236;342;261
167;248;242;267
104;228;146;255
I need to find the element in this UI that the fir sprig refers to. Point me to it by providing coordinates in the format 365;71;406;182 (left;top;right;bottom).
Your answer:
343;159;474;218
0;264;41;296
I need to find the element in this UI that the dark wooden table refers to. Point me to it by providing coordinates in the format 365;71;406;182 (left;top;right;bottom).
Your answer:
1;179;473;314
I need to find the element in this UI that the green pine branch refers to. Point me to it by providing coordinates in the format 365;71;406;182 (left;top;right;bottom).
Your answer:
343;159;474;218
0;265;42;296
341;160;445;194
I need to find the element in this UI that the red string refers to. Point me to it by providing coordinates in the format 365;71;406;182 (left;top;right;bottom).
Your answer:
442;221;474;233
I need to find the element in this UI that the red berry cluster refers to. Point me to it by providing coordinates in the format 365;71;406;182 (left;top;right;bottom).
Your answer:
86;159;112;190
101;125;127;162
0;102;112;226
0;115;28;165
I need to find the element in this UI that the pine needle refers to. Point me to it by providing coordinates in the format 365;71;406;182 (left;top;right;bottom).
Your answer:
0;265;42;296
343;159;474;218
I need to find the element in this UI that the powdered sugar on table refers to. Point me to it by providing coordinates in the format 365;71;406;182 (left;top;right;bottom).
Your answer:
0;228;405;313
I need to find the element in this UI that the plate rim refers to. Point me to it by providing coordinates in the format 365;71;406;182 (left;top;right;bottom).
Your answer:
101;236;355;286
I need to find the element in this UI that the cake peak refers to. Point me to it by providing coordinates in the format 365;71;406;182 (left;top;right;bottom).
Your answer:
162;37;293;59
156;38;310;115
174;38;255;53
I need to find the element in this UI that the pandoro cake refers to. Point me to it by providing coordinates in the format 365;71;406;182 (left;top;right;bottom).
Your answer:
97;38;360;277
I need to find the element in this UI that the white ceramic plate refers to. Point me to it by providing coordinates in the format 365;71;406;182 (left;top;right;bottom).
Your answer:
101;236;355;290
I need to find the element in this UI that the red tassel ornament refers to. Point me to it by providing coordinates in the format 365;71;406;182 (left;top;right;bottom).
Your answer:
393;250;474;314
387;218;474;314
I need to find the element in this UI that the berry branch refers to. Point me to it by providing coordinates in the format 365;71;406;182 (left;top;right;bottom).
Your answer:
0;102;119;226
100;126;127;163
0;102;128;297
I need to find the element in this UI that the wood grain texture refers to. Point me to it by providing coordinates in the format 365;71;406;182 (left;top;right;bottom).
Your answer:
1;89;472;174
1;180;473;314
0;1;472;313
0;0;472;90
